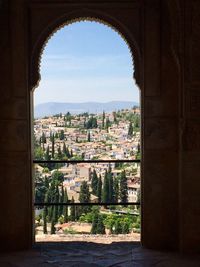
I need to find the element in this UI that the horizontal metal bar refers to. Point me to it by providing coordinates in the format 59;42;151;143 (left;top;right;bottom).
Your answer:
34;202;140;206
33;159;140;164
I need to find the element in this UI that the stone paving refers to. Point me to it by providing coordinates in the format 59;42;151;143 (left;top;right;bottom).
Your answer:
0;241;200;267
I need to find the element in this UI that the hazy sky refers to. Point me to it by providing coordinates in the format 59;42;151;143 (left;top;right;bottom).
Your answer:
34;21;139;106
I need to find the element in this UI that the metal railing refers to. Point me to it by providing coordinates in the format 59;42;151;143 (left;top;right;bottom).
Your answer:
33;159;141;207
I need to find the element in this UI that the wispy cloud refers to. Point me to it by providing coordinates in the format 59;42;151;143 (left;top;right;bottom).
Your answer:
41;54;133;73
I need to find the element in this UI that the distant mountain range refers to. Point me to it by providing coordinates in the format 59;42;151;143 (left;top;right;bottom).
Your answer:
34;101;139;118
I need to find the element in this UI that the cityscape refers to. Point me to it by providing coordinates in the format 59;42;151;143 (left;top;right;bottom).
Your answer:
34;105;141;241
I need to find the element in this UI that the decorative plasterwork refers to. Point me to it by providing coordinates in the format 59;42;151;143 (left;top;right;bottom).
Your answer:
29;9;142;91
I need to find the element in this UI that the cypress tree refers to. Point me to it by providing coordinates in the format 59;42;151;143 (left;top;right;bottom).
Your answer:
41;132;46;143
70;196;76;221
119;170;128;203
108;167;114;203
102;111;105;129
102;170;109;203
60;130;65;140
91;212;98;234
91;170;98;195
63;189;68;223
79;181;90;214
87;131;91;142
43;193;48;234
113;177;119;203
62;142;67;157
57;145;62;159
128;122;133;137
50;206;56;234
97;175;102;202
55;132;58;139
45;145;51;161
105;118;110;132
58;184;64;217
51;133;55;158
54;183;59;222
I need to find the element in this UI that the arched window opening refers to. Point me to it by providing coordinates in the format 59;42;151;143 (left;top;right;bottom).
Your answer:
33;20;141;243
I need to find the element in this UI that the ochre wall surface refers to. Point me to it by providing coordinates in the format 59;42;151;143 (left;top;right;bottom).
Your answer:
0;0;200;253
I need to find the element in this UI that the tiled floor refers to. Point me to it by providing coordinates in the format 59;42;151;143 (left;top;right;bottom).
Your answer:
0;242;200;267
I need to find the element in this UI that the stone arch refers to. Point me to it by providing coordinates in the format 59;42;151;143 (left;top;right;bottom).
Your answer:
29;9;142;91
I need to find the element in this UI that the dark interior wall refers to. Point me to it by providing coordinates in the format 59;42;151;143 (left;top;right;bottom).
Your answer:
0;0;32;250
181;0;200;253
142;0;180;250
0;0;200;252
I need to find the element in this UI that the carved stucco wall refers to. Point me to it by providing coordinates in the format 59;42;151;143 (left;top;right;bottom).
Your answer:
0;0;200;252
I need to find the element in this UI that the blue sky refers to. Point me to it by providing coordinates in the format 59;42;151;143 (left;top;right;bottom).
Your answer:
34;21;139;106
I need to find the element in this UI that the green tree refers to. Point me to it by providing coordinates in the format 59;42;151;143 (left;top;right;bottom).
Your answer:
102;170;109;203
34;146;44;160
91;212;98;234
70;149;73;158
63;189;68;223
59;130;65;140
87;131;91;142
56;145;63;159
113;177;119;203
45;145;51;161
102;111;105;129
70;196;76;221
86;117;98;129
58;184;64;217
105;118;111;132
63;143;71;158
79;181;91;214
51;170;64;184
50;206;56;234
41;132;46;143
114;219;122;234
97;175;102;202
96;215;106;234
108;166;114;203
122;221;130;234
51;133;55;158
43;193;48;234
128;122;133;137
120;170;128;203
91;170;98;195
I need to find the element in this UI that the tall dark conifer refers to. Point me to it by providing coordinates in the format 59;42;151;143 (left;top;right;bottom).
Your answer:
97;175;102;202
91;170;98;195
79;181;90;214
58;184;64;217
113;177;119;203
63;189;68;223
70;196;76;221
102;170;109;203
119;170;128;203
51;133;55;158
102;111;105;129
45;145;51;161
128;122;133;137
57;145;62;159
43;193;48;234
108;166;114;203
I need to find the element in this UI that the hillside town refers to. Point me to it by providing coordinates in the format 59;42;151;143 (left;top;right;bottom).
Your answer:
34;106;141;236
